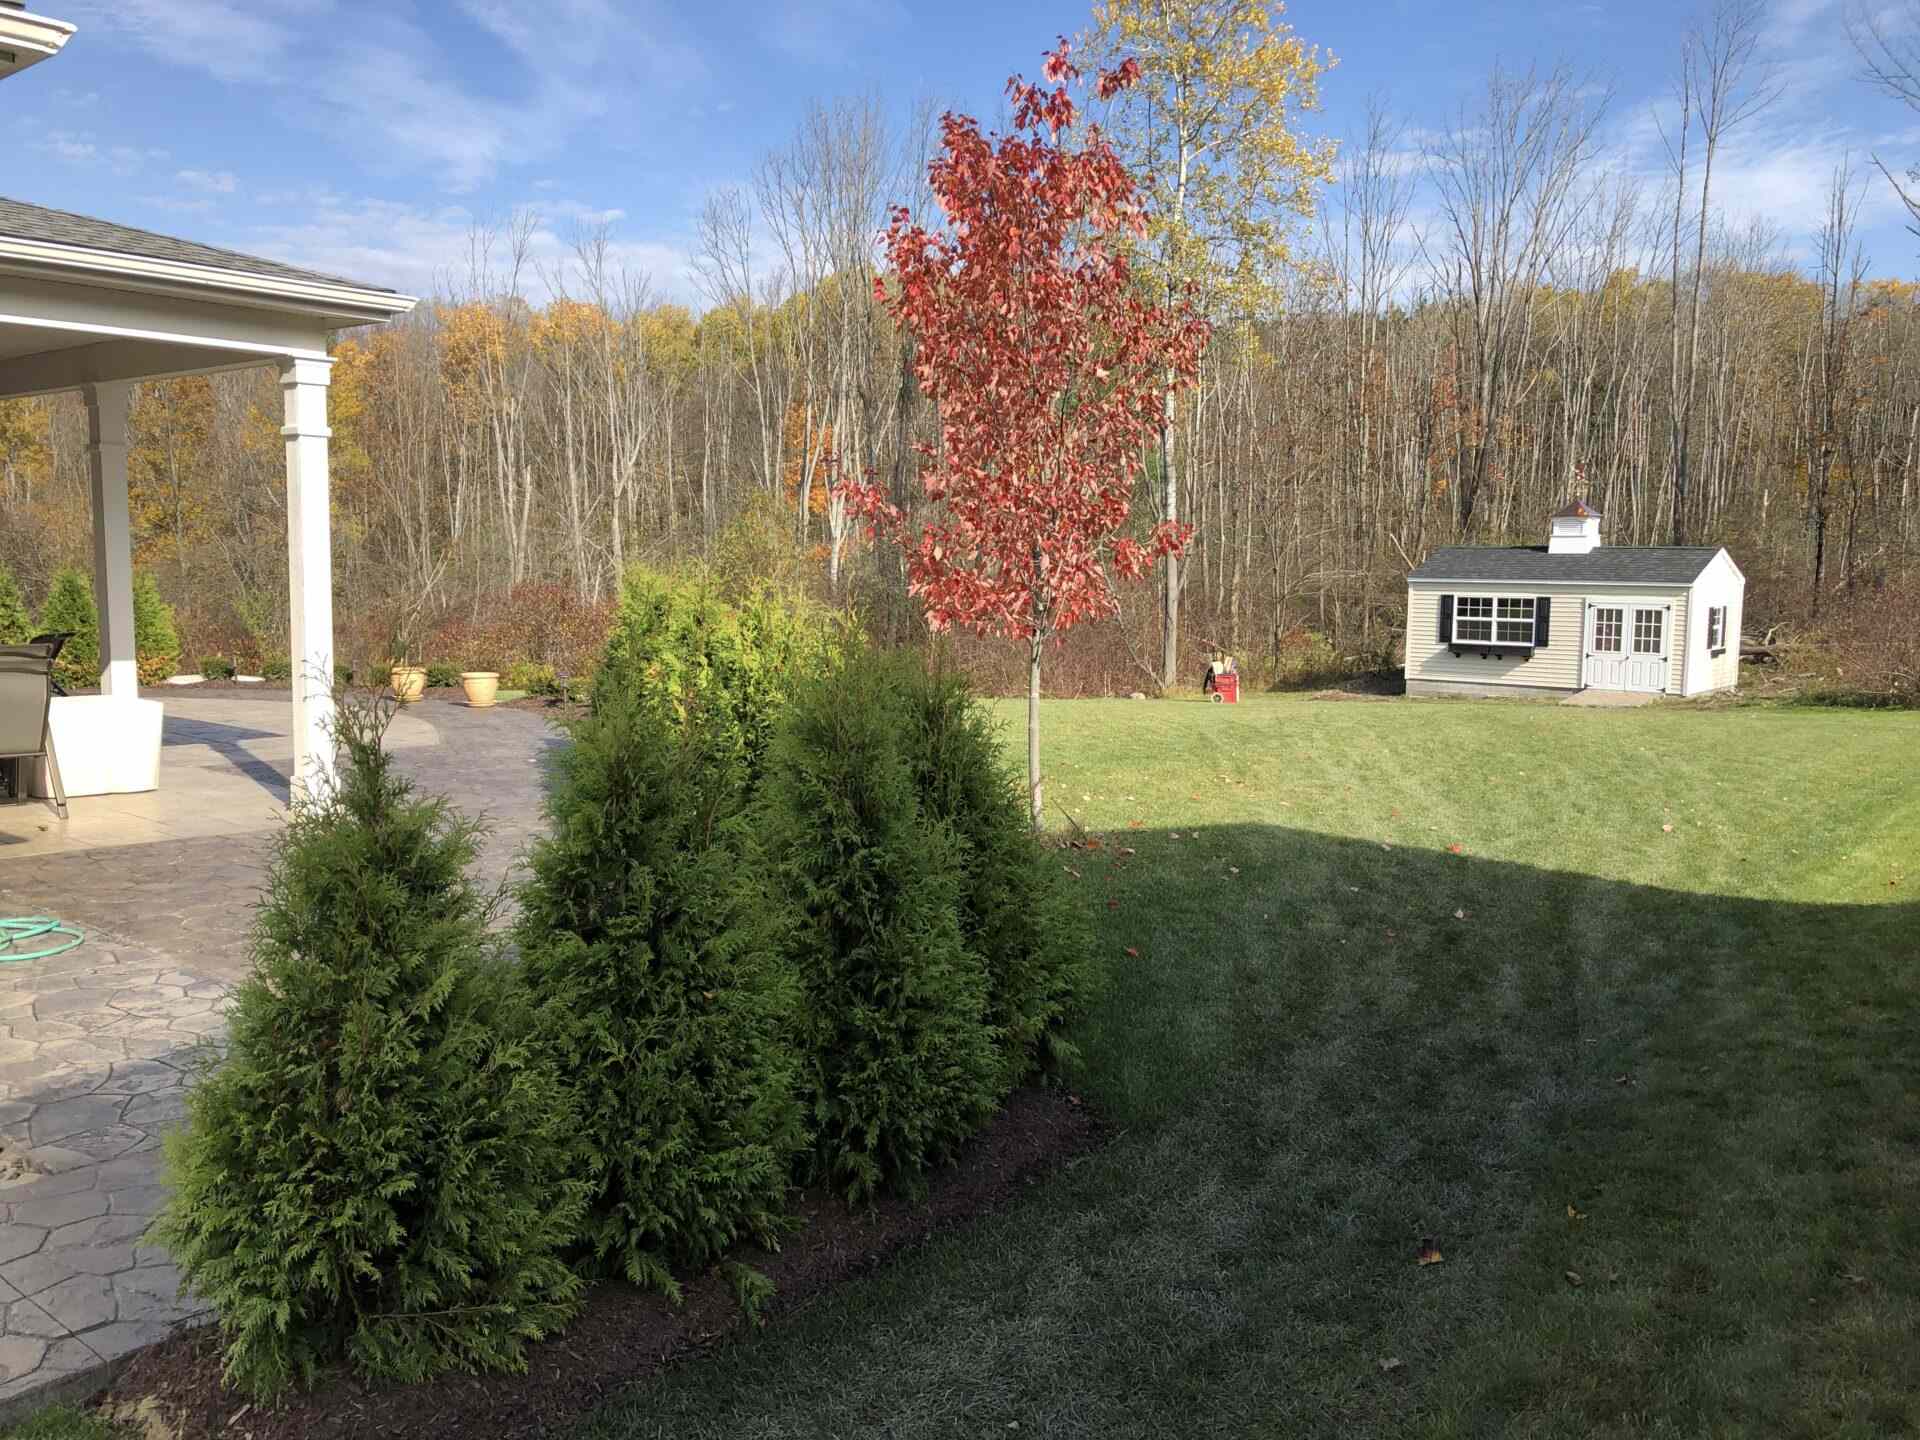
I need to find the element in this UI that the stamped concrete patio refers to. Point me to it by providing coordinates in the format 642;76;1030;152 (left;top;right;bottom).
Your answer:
0;693;562;1417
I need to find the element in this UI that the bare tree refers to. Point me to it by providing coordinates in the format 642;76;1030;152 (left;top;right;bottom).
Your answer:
1660;0;1781;543
1425;63;1610;536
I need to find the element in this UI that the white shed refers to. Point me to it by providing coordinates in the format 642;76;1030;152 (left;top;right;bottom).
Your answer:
1404;500;1744;700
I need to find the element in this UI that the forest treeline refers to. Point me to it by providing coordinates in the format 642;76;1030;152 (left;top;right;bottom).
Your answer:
2;41;1917;697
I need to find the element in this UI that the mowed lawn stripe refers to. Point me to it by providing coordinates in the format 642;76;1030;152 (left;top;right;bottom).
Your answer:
577;696;1919;1439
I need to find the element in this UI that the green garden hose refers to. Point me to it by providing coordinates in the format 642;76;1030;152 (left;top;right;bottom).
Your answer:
0;917;84;962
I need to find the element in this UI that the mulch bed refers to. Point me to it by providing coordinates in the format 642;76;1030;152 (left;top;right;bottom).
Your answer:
102;1087;1099;1440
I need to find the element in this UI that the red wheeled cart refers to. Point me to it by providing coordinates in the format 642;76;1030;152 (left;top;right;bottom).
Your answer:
1204;658;1239;703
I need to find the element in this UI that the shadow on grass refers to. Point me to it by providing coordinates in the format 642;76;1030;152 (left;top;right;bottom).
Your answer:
579;825;1920;1440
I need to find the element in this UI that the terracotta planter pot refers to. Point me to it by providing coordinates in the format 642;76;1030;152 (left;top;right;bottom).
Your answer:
390;664;427;705
460;671;500;709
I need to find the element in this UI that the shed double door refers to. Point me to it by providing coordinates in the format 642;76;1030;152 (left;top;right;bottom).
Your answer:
1584;601;1669;693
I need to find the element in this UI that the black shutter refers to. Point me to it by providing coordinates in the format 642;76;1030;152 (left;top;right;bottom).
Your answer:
1535;596;1552;647
1438;594;1454;643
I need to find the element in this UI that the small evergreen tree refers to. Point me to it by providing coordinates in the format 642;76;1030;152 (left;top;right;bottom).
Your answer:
0;565;30;644
762;650;1001;1202
899;655;1097;1084
37;568;98;690
516;690;806;1294
132;572;180;683
155;699;586;1396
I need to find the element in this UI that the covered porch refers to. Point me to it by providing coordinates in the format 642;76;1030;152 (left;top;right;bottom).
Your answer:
0;197;416;800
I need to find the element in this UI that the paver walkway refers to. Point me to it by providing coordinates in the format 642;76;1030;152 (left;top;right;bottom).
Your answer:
0;693;562;1416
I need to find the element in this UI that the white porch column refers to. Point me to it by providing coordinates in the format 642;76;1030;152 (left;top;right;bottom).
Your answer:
279;355;336;799
83;381;137;698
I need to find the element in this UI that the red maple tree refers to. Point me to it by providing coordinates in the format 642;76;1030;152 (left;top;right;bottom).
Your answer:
844;39;1210;824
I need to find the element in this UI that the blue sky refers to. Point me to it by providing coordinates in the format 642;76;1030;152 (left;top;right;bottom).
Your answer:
16;0;1920;303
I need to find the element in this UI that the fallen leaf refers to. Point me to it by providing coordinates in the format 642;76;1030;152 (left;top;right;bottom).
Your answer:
1661;823;1674;834
1565;1270;1583;1287
1128;819;1144;829
1613;1073;1634;1086
1416;1241;1444;1267
1453;908;1469;920
1378;1356;1405;1374
1566;1203;1586;1221
1124;947;1140;958
1447;843;1465;855
1106;898;1119;910
1228;866;1240;875
1117;846;1135;856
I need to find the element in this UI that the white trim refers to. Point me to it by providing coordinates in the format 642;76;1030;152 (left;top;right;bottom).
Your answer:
0;7;74;78
281;355;336;799
1410;575;1710;590
0;307;331;362
0;241;415;326
83;381;137;699
1450;592;1537;647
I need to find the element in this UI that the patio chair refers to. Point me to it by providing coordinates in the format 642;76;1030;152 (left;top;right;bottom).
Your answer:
28;632;71;697
0;643;67;819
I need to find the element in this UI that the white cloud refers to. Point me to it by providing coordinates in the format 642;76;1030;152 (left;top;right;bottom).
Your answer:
60;0;707;193
236;190;700;303
177;168;238;195
38;130;98;164
61;0;314;85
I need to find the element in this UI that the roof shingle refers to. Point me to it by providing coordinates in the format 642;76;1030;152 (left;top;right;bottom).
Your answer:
1408;546;1723;585
0;196;394;293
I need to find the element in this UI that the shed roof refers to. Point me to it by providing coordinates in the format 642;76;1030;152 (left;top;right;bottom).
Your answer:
0;196;392;292
1408;546;1723;586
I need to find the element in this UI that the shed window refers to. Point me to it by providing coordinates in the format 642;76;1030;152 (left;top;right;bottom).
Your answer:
1633;608;1664;654
1453;595;1494;642
1707;606;1727;655
1451;594;1535;646
1495;597;1537;645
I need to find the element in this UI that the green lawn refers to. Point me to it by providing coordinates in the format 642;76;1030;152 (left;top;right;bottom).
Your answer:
568;693;1919;1439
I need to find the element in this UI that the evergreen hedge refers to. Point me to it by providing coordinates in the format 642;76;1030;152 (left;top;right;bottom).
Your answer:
898;657;1097;1084
156;700;587;1396
0;565;30;644
37;567;97;690
516;690;806;1295
761;648;1002;1202
132;572;180;684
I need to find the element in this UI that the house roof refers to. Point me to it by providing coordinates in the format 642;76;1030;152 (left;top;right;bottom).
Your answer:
1408;546;1723;586
0;196;394;293
1551;498;1602;519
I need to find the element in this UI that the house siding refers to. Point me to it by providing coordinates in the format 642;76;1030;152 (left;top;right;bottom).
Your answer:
1667;591;1689;695
1685;551;1745;694
1406;582;1589;692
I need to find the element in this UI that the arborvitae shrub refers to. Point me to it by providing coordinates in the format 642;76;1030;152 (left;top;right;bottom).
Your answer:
37;567;98;689
762;648;1001;1202
0;565;30;644
597;569;845;795
898;655;1097;1084
155;700;587;1396
516;690;806;1293
132;572;180;683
